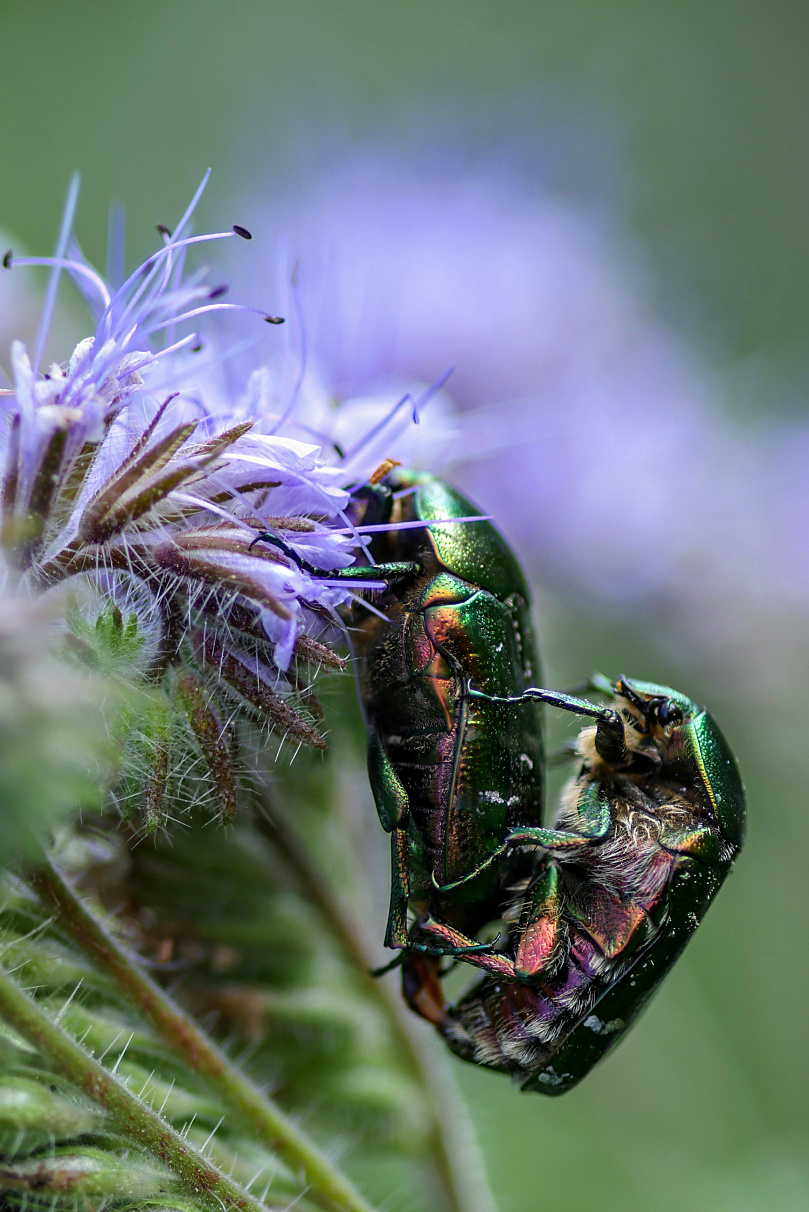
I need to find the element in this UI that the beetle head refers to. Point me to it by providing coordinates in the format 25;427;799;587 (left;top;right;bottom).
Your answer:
615;677;746;851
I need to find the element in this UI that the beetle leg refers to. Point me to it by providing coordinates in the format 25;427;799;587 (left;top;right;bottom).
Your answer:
430;844;509;891
432;823;596;897
508;825;594;850
573;780;613;838
367;728;409;833
384;828;411;950
658;822;723;865
509;785;611;852
247;531;418;583
446;808;607;889
415;883;564;983
352;560;420;583
402;954;448;1025
370;951;406;977
435;784;611;895
367;728;418;951
417;919;516;977
515;860;563;978
467;682;627;766
468;681;609;719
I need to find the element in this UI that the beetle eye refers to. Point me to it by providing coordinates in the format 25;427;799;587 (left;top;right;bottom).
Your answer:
655;700;683;726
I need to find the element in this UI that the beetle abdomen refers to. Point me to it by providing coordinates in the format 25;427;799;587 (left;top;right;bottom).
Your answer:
442;816;730;1093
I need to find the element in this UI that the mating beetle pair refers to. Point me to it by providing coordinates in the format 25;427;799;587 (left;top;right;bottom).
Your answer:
254;469;746;1092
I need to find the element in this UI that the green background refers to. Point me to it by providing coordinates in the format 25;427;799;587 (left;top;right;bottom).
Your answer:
2;4;807;1210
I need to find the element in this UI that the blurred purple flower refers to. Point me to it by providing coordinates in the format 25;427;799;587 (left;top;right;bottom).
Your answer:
236;154;802;649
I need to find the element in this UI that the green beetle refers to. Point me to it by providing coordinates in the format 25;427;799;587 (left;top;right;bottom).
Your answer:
427;674;745;1092
251;468;547;1018
345;470;548;1016
252;474;745;1090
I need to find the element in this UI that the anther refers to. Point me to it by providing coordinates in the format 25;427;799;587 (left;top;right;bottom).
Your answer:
190;342;204;353
232;224;252;240
2;250;12;269
264;315;285;325
156;223;172;237
208;284;229;299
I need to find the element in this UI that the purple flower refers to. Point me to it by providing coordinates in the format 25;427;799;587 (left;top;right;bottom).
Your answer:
0;175;368;668
237;152;804;653
1;173;428;830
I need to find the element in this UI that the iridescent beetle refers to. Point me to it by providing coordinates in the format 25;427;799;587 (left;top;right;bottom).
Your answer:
253;467;547;1018
343;469;548;1017
252;473;745;1091
427;674;746;1093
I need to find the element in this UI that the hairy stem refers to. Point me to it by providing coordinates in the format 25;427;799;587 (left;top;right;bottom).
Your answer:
0;958;274;1212
253;793;496;1212
29;860;376;1212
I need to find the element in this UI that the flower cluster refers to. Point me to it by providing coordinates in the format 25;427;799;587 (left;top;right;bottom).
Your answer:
0;178;489;1212
0;173;391;837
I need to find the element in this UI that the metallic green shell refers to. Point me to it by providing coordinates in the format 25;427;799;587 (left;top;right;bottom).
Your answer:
521;858;725;1094
623;678;746;849
689;711;746;848
359;470;544;917
392;470;531;602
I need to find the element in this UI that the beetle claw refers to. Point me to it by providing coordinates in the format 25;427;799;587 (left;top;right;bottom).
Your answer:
248;530;273;551
369;952;407;977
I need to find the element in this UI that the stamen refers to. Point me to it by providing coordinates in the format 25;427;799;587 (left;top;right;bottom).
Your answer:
341;392;413;460
329;515;491;535
116;332;201;379
8;257;111;309
106;203;126;290
320;577;387;591
348;592;389;620
165;243;190;350
34;172;80;377
141;301;281;336
100;230;248;345
172;169;212;243
342;366;455;461
270;260;306;434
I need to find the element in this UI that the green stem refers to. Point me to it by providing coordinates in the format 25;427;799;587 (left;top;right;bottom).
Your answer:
253;797;496;1212
381;988;496;1212
29;861;375;1212
0;959;273;1212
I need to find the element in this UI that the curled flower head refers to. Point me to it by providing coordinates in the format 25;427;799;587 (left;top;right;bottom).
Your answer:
0;173;413;836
